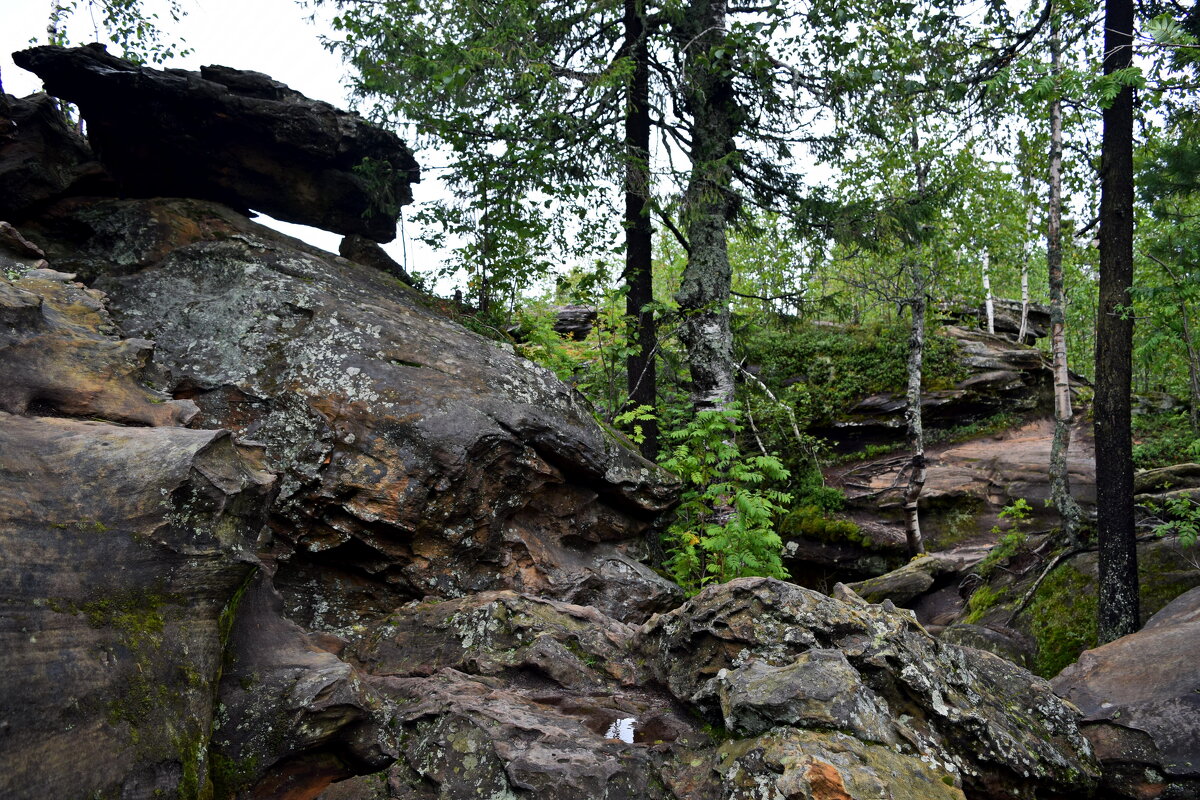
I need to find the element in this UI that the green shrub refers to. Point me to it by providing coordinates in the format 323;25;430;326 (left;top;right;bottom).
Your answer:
659;405;791;594
1133;409;1200;469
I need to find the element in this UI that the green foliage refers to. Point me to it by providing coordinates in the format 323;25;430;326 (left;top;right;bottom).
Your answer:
45;0;190;63
738;318;965;428
659;405;791;594
1144;495;1200;549
962;583;1004;624
779;504;866;547
1133;410;1200;469
1028;563;1097;678
976;498;1034;578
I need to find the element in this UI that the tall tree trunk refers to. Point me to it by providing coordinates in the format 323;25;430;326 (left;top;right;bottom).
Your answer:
982;249;995;335
623;0;658;458
903;132;929;558
677;0;738;411
903;271;928;557
1096;0;1139;643
1018;257;1030;343
1047;20;1083;544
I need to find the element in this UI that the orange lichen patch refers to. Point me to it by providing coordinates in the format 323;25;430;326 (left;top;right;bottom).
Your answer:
804;758;853;800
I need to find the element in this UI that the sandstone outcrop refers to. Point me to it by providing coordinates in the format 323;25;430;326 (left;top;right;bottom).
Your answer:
1053;586;1200;799
13;44;419;242
638;578;1099;799
0;91;110;220
0;267;276;799
26;196;680;626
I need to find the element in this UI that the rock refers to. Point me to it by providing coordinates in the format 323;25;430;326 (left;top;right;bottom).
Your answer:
939;623;1036;670
637;577;1100;798
347;591;641;687
942;297;1052;344
0;266;198;425
832;416;1097;548
13;44;419;242
1051;586;1200;798
211;571;398;799
339;234;413;286
0;413;275;800
0;91;110;220
39;196;679;625
845;554;957;605
552;304;598;340
326;589;977;800
0;220;49;272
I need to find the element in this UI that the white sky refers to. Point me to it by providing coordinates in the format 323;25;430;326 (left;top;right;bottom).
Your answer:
1;0;440;275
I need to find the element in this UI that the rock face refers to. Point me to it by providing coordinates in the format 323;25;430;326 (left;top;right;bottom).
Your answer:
832;416;1097;549
1052;586;1200;799
0;267;276;800
13;44;419;242
822;325;1058;452
30;195;680;626
639;578;1099;799
309;580;1098;800
0;266;198;425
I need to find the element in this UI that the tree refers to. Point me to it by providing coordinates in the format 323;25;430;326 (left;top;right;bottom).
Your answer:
1095;0;1139;642
1046;15;1085;544
45;0;189;63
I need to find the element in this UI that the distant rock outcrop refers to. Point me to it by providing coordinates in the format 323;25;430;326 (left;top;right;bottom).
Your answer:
13;44;419;242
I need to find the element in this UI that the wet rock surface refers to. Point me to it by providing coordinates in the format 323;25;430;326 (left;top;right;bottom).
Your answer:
13;44;418;242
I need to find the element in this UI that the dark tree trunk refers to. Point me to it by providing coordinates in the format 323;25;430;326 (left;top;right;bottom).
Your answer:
1048;19;1083;544
676;0;738;411
623;0;658;458
1096;0;1139;643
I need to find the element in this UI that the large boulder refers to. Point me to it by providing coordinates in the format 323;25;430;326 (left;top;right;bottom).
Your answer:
27;196;680;626
13;44;419;242
1052;586;1200;799
321;589;976;800
637;577;1100;799
0;266;198;425
210;572;398;799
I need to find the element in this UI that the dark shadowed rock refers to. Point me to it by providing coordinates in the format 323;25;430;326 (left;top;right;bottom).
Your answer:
211;571;398;799
0;413;274;800
1052;586;1200;799
13;44;419;242
37;196;680;625
339;234;413;285
637;577;1100;798
552;304;598;340
0;91;110;220
845;554;957;604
